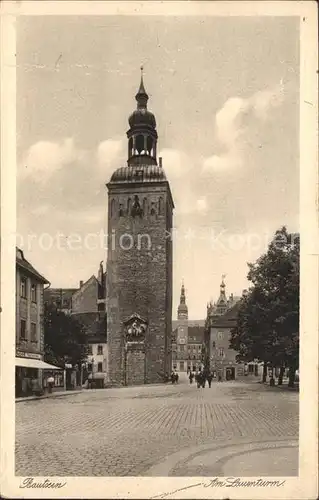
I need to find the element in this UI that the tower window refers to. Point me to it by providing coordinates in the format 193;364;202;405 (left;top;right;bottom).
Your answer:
129;137;133;156
119;204;124;217
147;136;153;155
143;198;148;215
127;198;132;215
135;134;145;154
110;199;116;218
159;197;164;215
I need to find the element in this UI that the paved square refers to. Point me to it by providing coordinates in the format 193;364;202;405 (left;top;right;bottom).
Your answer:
15;380;299;476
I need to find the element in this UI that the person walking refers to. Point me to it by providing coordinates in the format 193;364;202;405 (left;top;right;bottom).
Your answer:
189;371;194;384
47;374;55;394
207;372;213;388
201;373;206;388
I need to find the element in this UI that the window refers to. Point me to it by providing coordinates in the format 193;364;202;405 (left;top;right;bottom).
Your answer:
97;362;103;372
87;345;93;355
20;278;27;298
198;345;201;351
218;331;224;340
248;364;254;373
20;319;26;339
87;363;92;372
212;341;216;348
31;284;37;302
97;345;103;355
219;348;225;358
31;322;37;342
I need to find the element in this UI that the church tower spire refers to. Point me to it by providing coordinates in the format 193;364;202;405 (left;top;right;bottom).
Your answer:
177;280;188;320
127;67;158;167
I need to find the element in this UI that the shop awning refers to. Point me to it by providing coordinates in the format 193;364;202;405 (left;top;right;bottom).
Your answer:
15;357;62;370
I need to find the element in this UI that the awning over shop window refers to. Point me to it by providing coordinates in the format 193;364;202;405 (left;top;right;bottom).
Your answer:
15;357;62;370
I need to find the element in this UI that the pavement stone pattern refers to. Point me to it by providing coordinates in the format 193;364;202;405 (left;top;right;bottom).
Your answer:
15;380;299;477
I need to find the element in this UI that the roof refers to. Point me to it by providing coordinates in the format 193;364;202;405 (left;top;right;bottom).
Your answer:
172;319;205;330
71;312;107;341
188;326;205;343
210;301;241;328
16;247;49;284
109;164;167;184
44;288;77;306
72;275;97;299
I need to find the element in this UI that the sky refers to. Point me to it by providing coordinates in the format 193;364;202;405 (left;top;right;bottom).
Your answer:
16;15;300;320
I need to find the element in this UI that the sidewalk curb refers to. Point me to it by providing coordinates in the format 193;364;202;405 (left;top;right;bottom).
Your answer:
16;390;83;403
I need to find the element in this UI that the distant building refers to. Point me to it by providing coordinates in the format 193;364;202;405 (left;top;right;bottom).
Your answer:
204;277;245;380
171;282;205;373
73;311;107;388
15;248;61;397
44;261;108;387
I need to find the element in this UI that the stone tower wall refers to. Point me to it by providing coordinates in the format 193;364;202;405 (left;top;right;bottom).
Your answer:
106;182;173;385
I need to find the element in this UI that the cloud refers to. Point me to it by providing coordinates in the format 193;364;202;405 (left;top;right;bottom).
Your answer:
158;148;189;180
158;148;197;215
202;83;285;175
20;138;86;183
196;196;208;214
97;139;124;166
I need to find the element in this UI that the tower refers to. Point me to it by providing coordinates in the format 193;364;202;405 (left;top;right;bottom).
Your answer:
176;281;188;371
106;70;174;386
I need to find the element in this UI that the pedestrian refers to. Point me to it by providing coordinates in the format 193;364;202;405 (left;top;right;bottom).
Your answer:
201;373;206;388
47;374;54;394
207;372;213;388
189;371;194;384
171;371;175;384
175;373;179;384
31;378;38;395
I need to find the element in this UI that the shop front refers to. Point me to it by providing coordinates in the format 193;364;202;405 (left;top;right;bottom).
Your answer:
15;353;62;397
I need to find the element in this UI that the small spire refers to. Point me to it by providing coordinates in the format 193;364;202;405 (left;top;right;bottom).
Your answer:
135;65;148;108
180;280;186;304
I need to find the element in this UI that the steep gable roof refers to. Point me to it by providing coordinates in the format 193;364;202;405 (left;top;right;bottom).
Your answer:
16;247;49;284
210;301;241;328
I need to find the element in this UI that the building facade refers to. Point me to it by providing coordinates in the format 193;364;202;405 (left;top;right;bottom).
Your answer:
106;72;174;386
15;248;51;396
172;283;205;372
204;278;245;380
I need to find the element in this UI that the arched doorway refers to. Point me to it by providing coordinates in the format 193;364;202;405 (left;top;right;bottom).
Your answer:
226;367;235;380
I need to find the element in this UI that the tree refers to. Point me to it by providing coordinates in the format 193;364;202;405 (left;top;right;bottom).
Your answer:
43;303;88;368
230;227;299;387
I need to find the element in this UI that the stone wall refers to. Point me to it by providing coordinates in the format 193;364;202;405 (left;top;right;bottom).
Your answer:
107;182;173;386
126;349;145;385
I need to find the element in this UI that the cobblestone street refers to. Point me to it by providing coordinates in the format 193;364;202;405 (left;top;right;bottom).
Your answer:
15;380;299;476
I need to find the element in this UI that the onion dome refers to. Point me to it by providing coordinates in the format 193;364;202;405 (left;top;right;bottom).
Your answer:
128;73;156;129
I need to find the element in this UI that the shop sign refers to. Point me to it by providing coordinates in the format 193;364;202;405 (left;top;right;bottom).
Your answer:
16;350;42;360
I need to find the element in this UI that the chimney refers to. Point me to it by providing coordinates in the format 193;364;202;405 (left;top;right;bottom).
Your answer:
159;157;162;168
79;280;83;288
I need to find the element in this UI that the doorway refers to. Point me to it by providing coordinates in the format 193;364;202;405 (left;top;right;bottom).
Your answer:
226;367;235;380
